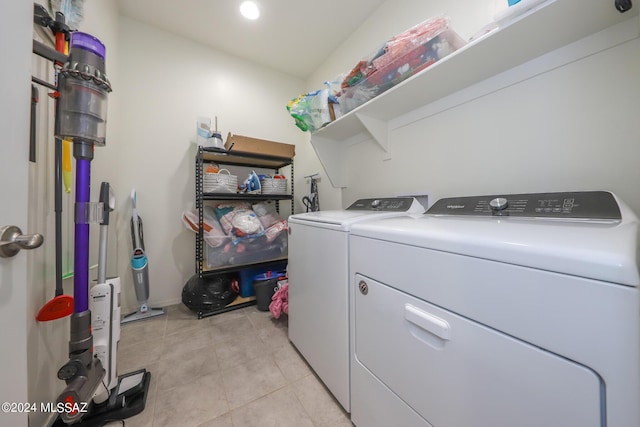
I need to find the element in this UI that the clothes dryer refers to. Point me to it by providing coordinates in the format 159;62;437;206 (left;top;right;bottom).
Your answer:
349;191;639;427
288;197;425;411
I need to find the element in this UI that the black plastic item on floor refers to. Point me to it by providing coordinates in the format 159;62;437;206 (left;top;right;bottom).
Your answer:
182;274;238;313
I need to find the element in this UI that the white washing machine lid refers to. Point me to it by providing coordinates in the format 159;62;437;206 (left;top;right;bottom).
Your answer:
350;192;640;287
289;197;424;231
290;210;384;228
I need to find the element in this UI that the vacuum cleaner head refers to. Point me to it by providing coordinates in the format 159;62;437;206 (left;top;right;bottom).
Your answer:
182;274;238;313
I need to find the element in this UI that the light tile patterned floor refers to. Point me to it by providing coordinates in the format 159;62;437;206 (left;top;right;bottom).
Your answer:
106;304;352;427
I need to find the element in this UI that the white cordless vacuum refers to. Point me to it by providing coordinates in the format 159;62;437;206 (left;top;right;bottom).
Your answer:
121;189;165;324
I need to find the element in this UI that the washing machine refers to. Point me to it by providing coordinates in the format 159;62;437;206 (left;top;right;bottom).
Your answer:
349;191;640;427
288;197;425;411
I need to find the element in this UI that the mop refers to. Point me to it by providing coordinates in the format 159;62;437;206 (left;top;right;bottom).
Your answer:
35;1;75;323
121;190;166;324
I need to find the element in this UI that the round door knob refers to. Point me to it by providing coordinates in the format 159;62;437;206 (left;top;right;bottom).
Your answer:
489;197;509;211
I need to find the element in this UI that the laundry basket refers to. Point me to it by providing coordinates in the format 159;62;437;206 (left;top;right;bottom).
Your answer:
260;177;288;195
204;169;238;193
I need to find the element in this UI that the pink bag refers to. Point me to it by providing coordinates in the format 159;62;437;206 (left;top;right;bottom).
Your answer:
269;282;288;319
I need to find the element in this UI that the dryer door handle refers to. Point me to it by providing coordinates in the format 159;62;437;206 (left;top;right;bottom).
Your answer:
405;304;451;341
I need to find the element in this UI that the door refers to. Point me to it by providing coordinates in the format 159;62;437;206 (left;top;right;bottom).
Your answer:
1;2;34;426
352;274;602;427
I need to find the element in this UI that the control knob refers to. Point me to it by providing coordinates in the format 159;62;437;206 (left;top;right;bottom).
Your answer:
489;197;509;211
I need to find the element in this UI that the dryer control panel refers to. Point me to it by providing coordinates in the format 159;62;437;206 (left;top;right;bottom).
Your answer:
347;197;417;212
426;191;621;221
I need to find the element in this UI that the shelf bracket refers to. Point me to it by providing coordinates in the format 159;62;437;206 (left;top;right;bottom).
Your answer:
355;113;389;153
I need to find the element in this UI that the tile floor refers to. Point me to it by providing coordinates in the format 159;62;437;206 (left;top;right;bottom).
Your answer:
107;303;352;427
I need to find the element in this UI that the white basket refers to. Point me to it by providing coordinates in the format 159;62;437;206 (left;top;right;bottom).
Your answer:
203;169;238;193
260;177;288;194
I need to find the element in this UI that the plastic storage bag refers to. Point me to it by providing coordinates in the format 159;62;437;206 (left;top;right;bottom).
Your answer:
339;15;466;113
286;88;331;132
181;207;230;247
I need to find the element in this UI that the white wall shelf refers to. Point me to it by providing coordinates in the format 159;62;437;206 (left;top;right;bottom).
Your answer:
310;0;638;188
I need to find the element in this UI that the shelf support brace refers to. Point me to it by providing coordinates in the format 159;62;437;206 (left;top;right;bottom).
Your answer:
355;113;389;153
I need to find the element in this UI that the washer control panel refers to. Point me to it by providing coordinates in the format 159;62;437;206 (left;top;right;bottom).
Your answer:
426;191;621;221
347;197;417;212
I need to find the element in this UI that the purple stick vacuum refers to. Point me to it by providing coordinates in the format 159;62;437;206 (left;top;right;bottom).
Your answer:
54;31;112;425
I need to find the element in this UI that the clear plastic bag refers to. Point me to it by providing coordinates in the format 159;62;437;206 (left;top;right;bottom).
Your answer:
338;15;466;113
181;208;229;247
286;88;331;132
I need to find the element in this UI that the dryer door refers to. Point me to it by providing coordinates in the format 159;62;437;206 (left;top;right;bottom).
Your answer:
353;274;602;427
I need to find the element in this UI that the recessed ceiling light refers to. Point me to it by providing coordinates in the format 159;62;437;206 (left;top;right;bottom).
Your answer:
240;1;260;20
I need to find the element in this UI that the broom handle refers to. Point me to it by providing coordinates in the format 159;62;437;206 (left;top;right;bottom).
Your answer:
55;138;63;296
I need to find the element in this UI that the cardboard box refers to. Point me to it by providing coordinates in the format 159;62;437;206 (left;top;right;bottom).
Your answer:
225;133;295;159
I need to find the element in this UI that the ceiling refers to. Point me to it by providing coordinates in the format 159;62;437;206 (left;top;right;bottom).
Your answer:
116;0;386;80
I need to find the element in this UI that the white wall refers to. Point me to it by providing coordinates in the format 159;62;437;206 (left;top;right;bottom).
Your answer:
90;16;307;312
308;0;640;212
